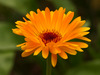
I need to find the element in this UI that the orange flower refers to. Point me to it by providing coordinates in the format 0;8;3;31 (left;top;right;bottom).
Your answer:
12;7;91;67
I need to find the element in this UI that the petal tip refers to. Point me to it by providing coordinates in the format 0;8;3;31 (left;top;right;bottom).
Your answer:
52;64;56;67
34;53;37;56
45;7;50;11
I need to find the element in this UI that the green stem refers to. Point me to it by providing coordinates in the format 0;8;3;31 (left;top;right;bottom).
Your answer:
46;55;52;75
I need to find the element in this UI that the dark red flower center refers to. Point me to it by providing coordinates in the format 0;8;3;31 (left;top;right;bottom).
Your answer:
39;31;62;45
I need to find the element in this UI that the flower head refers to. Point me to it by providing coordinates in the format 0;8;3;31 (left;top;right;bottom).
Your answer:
12;7;91;67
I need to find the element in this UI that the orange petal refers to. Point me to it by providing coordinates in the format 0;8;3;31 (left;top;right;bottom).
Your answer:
70;16;81;25
59;46;77;55
45;7;51;29
58;50;68;59
12;29;23;36
76;47;84;52
68;16;81;31
77;37;91;42
62;42;78;50
60;11;74;35
16;43;25;47
34;47;42;55
51;10;58;30
60;17;81;42
49;47;58;54
56;47;61;53
73;20;86;29
21;50;34;57
78;20;86;27
21;45;27;50
31;12;44;32
37;9;46;30
67;27;90;36
63;32;81;42
25;37;39;43
26;13;31;19
25;46;40;52
64;43;83;52
19;26;39;42
80;32;90;36
42;46;49;59
55;7;65;31
80;27;90;31
51;54;57;67
15;21;25;25
69;42;88;48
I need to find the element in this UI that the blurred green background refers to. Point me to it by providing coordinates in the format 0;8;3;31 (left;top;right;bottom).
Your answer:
0;0;100;75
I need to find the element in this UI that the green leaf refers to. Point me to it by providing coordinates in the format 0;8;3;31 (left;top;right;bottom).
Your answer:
65;59;100;75
0;22;24;50
0;0;38;14
0;51;15;75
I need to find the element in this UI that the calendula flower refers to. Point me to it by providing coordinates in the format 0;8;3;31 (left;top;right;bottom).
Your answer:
12;7;91;67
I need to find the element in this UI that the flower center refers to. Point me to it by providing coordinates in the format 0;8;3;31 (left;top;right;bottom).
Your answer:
39;31;62;45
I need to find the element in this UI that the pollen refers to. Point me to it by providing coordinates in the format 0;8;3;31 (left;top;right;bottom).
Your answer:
39;30;62;45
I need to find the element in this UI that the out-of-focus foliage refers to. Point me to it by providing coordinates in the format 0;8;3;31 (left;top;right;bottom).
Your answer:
0;0;38;14
0;0;39;74
0;52;14;75
0;22;16;50
49;0;76;12
0;0;100;75
66;59;100;75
